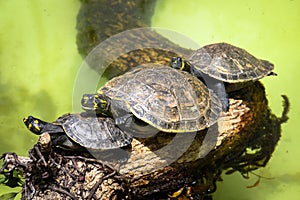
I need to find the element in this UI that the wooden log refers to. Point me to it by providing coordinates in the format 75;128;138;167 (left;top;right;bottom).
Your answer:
0;82;289;199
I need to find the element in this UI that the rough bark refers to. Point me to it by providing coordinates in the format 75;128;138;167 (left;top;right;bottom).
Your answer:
1;82;289;199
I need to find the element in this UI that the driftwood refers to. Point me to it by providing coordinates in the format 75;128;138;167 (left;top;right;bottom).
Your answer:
1;82;289;199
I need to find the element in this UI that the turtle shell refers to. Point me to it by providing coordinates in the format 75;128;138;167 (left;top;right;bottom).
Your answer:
98;65;222;133
54;113;132;150
188;43;275;83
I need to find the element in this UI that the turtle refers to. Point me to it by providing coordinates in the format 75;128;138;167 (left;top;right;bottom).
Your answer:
170;42;276;111
23;112;133;152
81;65;222;133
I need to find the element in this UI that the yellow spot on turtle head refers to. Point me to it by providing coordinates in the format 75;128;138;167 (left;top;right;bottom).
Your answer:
34;120;41;131
180;60;186;70
100;99;106;103
94;101;99;109
180;59;191;72
100;99;108;109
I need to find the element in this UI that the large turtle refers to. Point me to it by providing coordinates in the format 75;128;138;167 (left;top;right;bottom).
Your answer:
81;65;222;133
23;112;133;151
170;42;276;110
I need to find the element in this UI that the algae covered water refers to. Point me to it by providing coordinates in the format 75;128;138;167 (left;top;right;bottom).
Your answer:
1;0;299;199
153;1;300;199
0;1;81;197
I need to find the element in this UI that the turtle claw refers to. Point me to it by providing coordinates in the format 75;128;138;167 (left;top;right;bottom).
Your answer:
221;98;230;112
115;114;133;127
215;97;229;112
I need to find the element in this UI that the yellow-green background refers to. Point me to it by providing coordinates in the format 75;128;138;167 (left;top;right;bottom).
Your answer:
0;0;299;199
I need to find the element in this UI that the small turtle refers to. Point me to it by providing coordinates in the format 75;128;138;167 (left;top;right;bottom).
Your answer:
81;65;222;133
23;112;133;151
171;42;276;110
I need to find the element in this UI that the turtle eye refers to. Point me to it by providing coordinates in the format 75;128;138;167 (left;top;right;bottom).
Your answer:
171;57;180;69
81;95;89;105
171;57;184;70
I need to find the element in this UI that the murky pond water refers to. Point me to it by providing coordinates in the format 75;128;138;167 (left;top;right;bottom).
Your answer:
0;0;299;199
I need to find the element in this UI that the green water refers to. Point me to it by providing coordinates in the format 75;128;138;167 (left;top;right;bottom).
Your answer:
0;1;81;197
153;0;300;199
0;0;299;199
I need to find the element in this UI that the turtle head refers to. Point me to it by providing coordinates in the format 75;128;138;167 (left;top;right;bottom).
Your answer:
170;57;191;72
23;116;46;135
81;93;110;114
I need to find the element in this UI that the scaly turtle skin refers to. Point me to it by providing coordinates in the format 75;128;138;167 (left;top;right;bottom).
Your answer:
23;112;133;151
81;65;222;133
171;42;276;110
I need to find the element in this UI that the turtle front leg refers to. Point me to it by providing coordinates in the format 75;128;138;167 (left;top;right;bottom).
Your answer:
51;133;84;151
212;82;229;112
114;114;159;137
198;73;229;112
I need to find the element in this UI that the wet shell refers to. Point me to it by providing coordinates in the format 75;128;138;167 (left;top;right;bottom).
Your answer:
55;113;132;150
188;43;275;83
98;65;222;132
